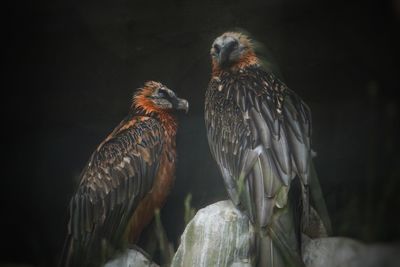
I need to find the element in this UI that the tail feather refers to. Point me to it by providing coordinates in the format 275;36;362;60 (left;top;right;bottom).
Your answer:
59;234;97;267
257;232;305;267
257;235;285;267
59;234;73;267
256;180;305;267
309;161;332;235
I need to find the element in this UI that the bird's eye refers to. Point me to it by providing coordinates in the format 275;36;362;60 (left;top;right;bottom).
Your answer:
213;44;221;54
158;90;168;98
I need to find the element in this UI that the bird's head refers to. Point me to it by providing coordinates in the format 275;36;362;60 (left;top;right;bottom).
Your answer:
210;32;259;74
132;81;189;115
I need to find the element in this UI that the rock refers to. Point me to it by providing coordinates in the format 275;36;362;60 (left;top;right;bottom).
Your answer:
172;200;400;267
302;236;400;267
104;248;159;267
171;201;256;267
302;236;363;267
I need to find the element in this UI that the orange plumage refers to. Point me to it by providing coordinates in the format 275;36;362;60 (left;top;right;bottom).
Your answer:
60;81;188;267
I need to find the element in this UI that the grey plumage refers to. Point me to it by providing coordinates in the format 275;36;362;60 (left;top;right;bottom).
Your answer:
206;32;330;266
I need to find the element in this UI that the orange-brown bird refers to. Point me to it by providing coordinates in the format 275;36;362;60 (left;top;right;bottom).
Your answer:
205;32;331;267
60;81;188;267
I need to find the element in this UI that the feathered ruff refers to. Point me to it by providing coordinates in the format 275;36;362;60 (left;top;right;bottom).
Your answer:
132;81;177;137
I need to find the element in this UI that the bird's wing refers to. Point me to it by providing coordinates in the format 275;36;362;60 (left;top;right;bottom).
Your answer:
62;116;164;266
206;69;313;266
206;69;312;228
283;86;332;235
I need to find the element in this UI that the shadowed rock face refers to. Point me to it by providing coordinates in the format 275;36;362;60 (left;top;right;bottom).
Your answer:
302;237;400;267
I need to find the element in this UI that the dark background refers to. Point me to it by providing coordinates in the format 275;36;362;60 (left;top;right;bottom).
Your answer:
3;0;400;266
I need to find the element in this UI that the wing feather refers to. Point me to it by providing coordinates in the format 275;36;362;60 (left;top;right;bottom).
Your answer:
62;117;164;266
205;67;312;229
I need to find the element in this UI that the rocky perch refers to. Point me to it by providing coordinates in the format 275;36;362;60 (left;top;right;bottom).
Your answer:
171;201;255;267
105;249;159;267
171;201;400;267
107;200;400;267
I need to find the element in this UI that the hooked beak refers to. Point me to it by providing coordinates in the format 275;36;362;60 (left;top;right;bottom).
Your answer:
175;98;189;113
218;39;238;67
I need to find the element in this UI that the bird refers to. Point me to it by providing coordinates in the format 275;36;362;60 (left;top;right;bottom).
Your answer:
205;32;331;267
60;81;188;267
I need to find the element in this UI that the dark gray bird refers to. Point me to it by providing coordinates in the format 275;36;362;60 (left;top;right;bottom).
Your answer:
60;81;188;267
205;32;331;267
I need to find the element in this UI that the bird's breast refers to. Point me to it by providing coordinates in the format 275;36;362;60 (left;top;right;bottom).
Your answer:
206;78;245;130
126;135;176;243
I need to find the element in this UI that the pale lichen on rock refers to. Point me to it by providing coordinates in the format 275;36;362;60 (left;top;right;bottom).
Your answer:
171;201;256;267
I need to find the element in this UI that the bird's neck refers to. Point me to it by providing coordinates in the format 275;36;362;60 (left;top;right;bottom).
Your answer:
212;52;259;77
157;112;177;138
131;108;177;137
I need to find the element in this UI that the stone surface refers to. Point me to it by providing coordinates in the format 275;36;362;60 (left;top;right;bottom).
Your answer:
171;201;255;267
104;248;159;267
302;236;400;267
171;200;400;267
